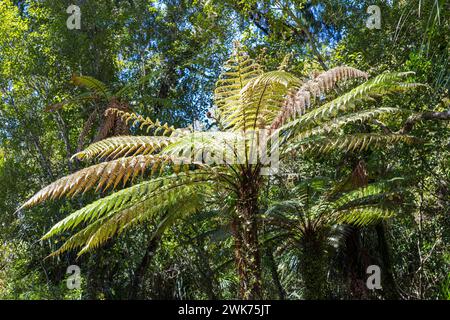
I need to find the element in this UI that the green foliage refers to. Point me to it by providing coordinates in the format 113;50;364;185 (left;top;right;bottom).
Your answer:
1;0;448;301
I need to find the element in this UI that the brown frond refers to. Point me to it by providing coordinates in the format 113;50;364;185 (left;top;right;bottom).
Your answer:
19;154;190;210
77;109;98;152
94;98;130;142
106;108;176;136
271;66;368;129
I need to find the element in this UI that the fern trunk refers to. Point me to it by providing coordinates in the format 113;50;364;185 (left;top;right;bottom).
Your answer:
300;230;328;299
232;181;262;300
344;227;369;299
375;222;400;299
129;235;160;299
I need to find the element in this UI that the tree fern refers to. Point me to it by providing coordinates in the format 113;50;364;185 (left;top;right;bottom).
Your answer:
289;133;417;155
20;46;422;299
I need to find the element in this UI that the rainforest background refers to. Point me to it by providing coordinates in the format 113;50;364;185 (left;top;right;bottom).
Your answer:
0;0;449;300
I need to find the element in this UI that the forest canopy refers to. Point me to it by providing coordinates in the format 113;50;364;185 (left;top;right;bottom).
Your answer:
0;0;448;300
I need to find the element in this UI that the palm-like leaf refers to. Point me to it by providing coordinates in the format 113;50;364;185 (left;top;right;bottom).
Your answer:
41;171;213;239
279;72;420;135
290;133;417;155
214;49;263;131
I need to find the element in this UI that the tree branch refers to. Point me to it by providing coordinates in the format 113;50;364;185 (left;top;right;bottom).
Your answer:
398;109;450;134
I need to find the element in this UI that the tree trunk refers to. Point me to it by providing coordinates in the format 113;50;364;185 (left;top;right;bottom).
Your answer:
232;183;262;300
300;230;328;299
128;235;161;299
344;227;370;299
195;244;219;299
345;160;370;299
265;245;285;300
375;222;401;299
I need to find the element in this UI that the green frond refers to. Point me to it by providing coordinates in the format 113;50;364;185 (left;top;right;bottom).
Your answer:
290;133;417;155
106;108;177;135
266;178;404;235
161;131;246;165
333;183;390;206
71;75;111;99
214;48;263;131
73;135;176;161
48;218;103;257
77;184;206;255
332;178;407;208
334;206;396;227
46;177;212;256
281;72;420;135
20;154;190;209
236;70;300;131
288;107;408;141
45;92;96;112
144;197;201;243
41;171;213;241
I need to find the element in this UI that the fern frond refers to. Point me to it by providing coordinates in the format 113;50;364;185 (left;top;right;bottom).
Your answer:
281;72;420;135
48;218;103;257
333;183;388;205
334;206;395;227
20;155;190;209
41;171;213;242
73;135;176;161
214;48;263;131
332;178;407;207
237;70;300;130
289;133;417;155
71;75;111;99
271;66;368;129
106;108;177;135
161;131;245;165
77;183;207;255
47;178;212;256
289;107;407;141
